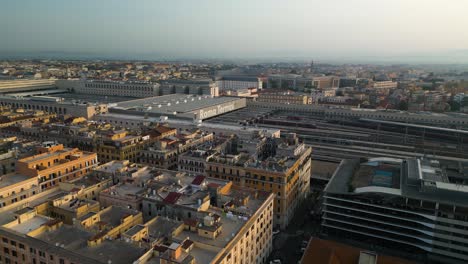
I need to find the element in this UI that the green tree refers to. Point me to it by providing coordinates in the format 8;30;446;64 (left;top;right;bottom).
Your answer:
398;101;408;111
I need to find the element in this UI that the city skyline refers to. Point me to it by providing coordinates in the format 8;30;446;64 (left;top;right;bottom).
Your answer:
2;0;468;63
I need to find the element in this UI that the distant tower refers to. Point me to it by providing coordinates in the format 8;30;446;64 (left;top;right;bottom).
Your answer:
310;60;314;73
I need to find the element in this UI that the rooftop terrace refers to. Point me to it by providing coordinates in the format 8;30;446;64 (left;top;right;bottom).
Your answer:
0;173;33;189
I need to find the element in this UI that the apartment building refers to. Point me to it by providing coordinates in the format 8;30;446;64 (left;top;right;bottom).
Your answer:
0;173;38;209
0;150;16;176
372;80;398;90
0;203;145;264
16;143;98;191
177;136;230;176
204;133;312;229
139;129;214;170
140;173;275;264
322;157;468;263
0;109;55;128
0;160;274;264
256;90;311;105
94;130;150;163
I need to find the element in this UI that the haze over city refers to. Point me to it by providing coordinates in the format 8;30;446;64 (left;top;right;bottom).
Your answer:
2;0;468;62
2;1;468;264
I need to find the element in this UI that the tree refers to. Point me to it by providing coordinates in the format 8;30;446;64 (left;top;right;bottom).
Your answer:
448;101;460;112
398;101;408;111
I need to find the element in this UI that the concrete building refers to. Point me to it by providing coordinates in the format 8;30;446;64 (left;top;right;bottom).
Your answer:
373;80;398;90
322;157;468;263
266;75;340;90
221;87;258;98
256;90;311;105
159;79;219;97
0;96;108;119
310;88;336;103
107;94;246;121
56;79;161;98
216;76;262;90
0;79;57;94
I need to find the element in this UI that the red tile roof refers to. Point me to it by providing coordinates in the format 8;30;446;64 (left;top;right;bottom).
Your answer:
191;175;206;186
183;218;198;227
181;239;194;250
153;245;169;253
163;192;182;204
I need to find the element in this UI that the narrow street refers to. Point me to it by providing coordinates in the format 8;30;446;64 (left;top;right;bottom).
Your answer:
268;191;322;264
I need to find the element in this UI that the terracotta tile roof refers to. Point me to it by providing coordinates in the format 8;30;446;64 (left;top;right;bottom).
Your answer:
191;175;206;186
181;239;194;250
163;192;182;204
153;244;169;253
183;218;198;227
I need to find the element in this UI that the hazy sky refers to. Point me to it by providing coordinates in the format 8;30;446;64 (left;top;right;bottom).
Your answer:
1;0;468;60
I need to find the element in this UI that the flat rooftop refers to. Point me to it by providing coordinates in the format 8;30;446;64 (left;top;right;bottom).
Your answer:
103;184;145;197
70;174;110;188
7;215;51;234
76;240;146;264
94;160;131;173
20;147;93;164
173;190;270;263
57;198;99;212
36;225;146;264
99;206;140;228
351;160;401;189
0;173;32;189
52;92;133;103
36;224;91;251
0;189;67;226
111;94;241;114
147;217;183;240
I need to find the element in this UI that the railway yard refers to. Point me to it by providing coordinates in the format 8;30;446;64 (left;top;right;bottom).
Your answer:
207;106;468;182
